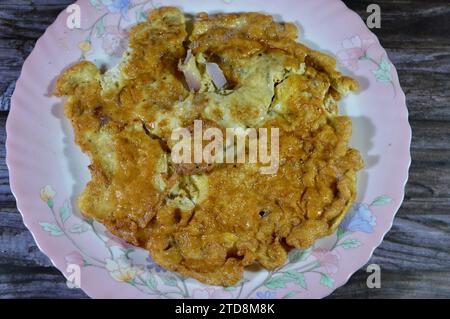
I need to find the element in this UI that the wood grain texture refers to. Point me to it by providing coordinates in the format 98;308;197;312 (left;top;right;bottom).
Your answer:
1;0;449;299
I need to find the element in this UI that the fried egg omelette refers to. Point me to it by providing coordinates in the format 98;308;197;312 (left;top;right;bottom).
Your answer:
55;7;363;286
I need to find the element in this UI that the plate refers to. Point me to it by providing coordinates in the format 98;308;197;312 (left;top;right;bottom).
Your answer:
6;0;411;299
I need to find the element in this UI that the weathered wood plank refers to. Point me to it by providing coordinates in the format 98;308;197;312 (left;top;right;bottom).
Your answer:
0;0;73;40
0;114;13;203
0;207;54;268
2;202;449;271
1;113;449;215
0;0;449;299
0;264;88;299
1;200;449;299
328;269;450;299
0;1;449;121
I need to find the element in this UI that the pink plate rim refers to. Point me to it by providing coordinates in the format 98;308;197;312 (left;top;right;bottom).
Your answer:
6;0;411;299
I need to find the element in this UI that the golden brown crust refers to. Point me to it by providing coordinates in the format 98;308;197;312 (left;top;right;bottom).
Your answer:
55;7;363;286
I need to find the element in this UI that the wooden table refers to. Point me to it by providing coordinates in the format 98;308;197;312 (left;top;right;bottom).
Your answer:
1;0;449;299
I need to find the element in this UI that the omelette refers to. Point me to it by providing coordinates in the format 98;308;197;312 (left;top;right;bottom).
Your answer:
55;7;363;286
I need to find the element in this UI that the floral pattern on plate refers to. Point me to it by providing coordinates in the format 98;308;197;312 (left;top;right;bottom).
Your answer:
39;185;392;299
